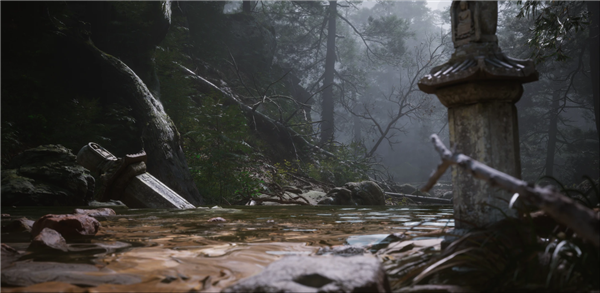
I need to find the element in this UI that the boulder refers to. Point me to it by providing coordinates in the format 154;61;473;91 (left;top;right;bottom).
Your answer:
1;145;95;206
2;217;35;233
31;214;100;240
325;181;386;205
326;187;354;205
441;191;453;199
28;228;69;252
299;191;329;205
222;255;391;293
394;184;417;194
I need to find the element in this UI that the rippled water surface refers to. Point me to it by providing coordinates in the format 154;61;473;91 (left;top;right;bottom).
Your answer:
1;205;453;292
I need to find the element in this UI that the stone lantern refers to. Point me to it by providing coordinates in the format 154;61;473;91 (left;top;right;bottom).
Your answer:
418;1;538;229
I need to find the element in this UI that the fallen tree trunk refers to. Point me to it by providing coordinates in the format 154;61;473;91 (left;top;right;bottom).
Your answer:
422;134;600;247
386;192;452;205
176;63;335;161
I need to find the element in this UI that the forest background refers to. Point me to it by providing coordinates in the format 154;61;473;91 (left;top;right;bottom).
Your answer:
1;0;598;205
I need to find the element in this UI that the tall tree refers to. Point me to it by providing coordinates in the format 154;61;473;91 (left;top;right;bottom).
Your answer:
320;1;337;145
517;0;599;141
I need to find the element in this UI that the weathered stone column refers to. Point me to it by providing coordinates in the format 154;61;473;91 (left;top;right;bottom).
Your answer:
418;1;538;229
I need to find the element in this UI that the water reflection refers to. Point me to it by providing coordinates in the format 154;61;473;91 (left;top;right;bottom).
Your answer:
1;205;453;292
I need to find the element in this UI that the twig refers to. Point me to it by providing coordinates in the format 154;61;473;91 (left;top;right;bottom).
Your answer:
422;134;600;247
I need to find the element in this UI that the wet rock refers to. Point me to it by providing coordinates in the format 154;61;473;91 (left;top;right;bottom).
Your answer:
89;199;127;207
326;187;354;205
316;245;368;257
74;208;116;217
441;191;453;199
0;261;141;287
326;181;386;205
207;217;226;222
411;190;431;197
317;197;335;205
2;217;35;233
345;181;386;205
2;243;22;269
299;190;328;205
31;214;100;240
394;184;417;194
1;145;95;206
29;228;69;252
222;255;391;293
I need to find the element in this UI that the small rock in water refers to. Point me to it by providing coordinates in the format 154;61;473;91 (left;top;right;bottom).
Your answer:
74;208;116;217
29;228;69;252
31;214;100;240
222;255;390;292
266;219;275;223
2;217;35;233
316;245;368;256
207;217;226;222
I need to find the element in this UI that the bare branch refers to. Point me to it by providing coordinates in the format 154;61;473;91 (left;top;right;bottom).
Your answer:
422;134;600;247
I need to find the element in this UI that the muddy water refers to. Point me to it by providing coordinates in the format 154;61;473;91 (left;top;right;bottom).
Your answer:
1;205;453;292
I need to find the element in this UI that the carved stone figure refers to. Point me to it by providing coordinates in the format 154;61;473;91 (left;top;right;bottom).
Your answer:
456;1;473;41
451;1;498;48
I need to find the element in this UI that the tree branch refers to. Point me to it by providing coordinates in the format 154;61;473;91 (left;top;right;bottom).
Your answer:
422;134;600;247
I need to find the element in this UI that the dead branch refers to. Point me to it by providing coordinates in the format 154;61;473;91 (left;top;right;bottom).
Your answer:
422;134;600;247
176;62;335;159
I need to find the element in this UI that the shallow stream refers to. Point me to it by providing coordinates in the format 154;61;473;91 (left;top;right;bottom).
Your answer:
1;205;453;292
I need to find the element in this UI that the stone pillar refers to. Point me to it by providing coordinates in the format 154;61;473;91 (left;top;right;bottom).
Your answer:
418;1;537;229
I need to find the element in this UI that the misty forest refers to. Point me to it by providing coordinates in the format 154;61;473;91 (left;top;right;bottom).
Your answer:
1;1;599;292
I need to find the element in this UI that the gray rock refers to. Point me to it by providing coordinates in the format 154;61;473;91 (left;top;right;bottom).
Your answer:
1;145;95;206
88;200;127;207
222;255;390;293
441;191;453;199
299;190;328;205
326;187;354;205
29;228;69;252
2;217;35;233
345;181;386;205
394;184;417;194
316;245;368;257
326;181;386;205
0;261;141;287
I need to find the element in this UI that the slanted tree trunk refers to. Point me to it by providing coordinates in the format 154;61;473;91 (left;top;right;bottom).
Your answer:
64;29;203;205
544;91;560;177
588;1;600;141
320;1;337;146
